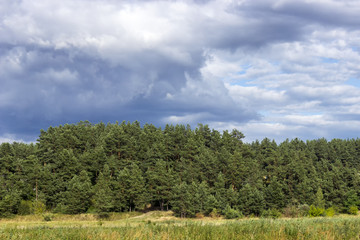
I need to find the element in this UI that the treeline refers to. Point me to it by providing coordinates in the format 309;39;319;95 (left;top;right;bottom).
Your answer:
1;121;360;218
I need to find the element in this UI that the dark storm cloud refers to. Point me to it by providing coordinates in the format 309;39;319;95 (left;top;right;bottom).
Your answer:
0;42;204;139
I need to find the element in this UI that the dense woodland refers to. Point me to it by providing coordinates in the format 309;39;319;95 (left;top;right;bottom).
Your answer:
1;121;360;218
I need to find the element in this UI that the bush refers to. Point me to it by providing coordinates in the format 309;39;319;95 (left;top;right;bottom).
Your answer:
18;200;32;215
223;205;243;219
283;205;298;218
325;207;336;217
32;201;46;214
308;205;325;217
348;205;358;215
209;208;220;218
43;214;53;221
53;203;67;214
261;209;281;219
298;204;310;217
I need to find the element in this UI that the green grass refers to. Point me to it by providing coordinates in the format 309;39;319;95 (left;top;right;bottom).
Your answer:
1;212;360;239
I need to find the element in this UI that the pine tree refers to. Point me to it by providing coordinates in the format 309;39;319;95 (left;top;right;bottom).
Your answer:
93;166;114;213
146;160;174;210
314;187;325;209
117;163;146;211
239;184;265;216
214;172;227;210
62;170;92;214
264;177;286;210
171;182;194;218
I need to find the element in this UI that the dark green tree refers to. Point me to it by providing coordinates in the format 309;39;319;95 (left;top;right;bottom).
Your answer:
61;170;93;214
93;166;114;213
239;184;265;216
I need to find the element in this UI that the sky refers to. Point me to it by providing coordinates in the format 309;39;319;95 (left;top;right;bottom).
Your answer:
1;0;360;143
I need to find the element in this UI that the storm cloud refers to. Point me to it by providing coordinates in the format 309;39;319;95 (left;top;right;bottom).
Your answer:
1;0;360;143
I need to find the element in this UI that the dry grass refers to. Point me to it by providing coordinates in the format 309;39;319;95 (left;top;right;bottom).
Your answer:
1;212;360;239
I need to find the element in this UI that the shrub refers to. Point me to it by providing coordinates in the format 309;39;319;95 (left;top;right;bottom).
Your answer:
32;201;46;214
18;200;32;215
308;205;325;217
43;214;53;221
53;203;67;214
298;204;310;217
283;205;298;218
325;207;336;217
223;205;243;219
348;205;358;215
261;209;281;219
209;208;220;218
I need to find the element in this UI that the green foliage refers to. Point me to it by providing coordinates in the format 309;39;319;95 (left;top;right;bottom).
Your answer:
0;191;21;217
261;209;282;219
298;204;310;217
348;205;358;215
171;182;195;218
146;160;174;211
264;179;286;210
204;195;219;215
239;184;265;216
116;164;146;212
61;170;93;214
223;205;243;219
209;208;220;218
43;214;53;221
283;205;299;218
18;200;32;215
308;205;325;217
32;201;47;214
325;207;336;217
344;190;360;210
3;121;360;218
93;170;114;213
314;187;325;209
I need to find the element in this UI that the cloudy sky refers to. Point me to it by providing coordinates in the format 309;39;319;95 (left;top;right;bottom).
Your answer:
1;0;360;143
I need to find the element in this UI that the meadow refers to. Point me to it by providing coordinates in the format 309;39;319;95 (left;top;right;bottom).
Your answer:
1;211;360;240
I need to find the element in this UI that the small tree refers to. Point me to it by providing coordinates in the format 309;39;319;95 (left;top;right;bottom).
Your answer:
171;182;194;218
204;195;219;216
344;190;360;211
62;170;92;214
0;191;21;217
314;187;325;209
18;200;32;215
93;168;114;213
239;184;265;216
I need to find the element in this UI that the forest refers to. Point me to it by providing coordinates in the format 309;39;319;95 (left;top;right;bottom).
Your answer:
1;120;360;218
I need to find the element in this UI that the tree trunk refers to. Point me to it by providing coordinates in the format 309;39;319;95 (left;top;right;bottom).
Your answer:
160;200;164;211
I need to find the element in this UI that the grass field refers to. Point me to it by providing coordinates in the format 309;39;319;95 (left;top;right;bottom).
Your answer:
1;211;360;239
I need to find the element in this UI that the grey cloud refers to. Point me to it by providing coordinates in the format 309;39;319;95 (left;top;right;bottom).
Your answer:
1;0;360;142
269;1;360;29
237;0;360;29
0;40;209;139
